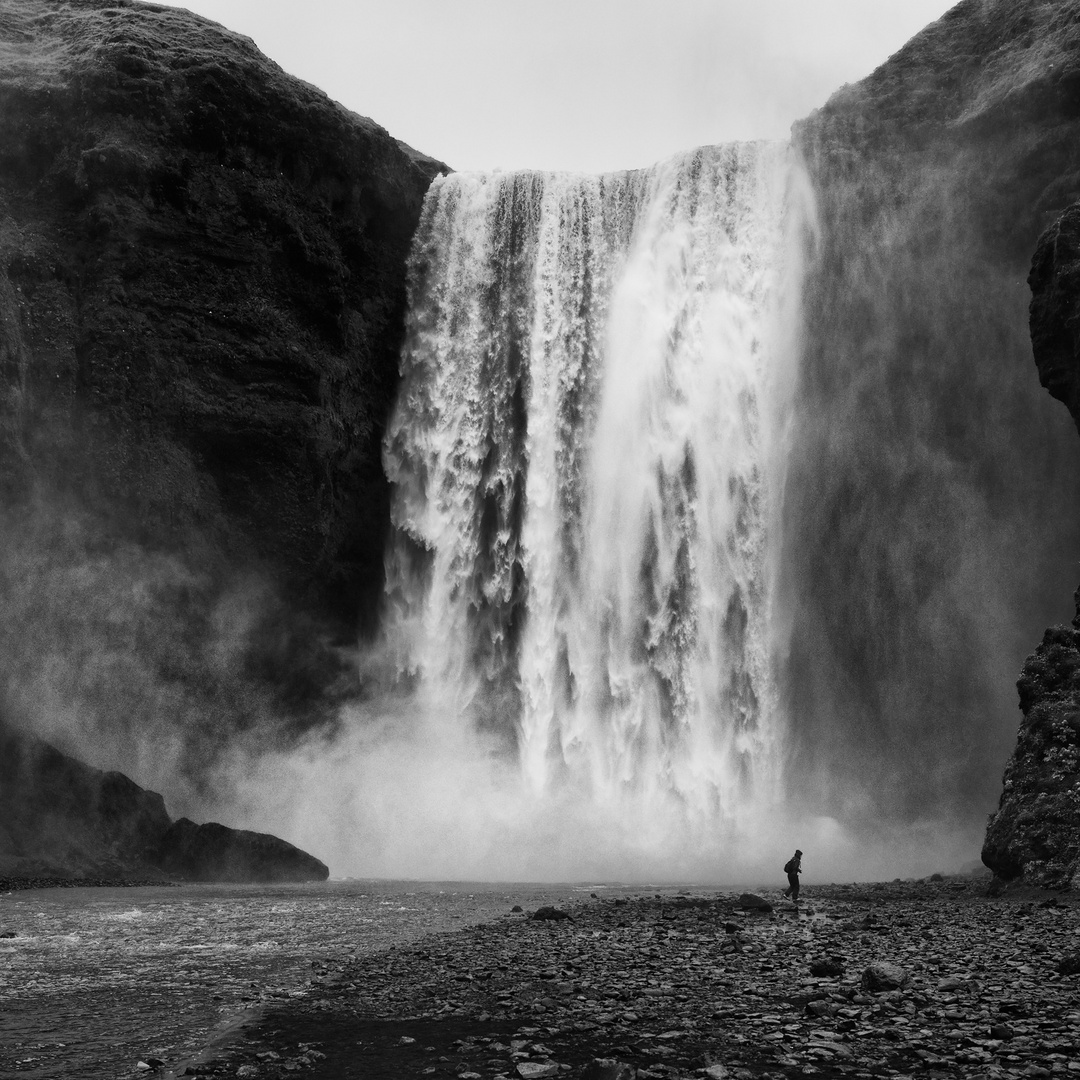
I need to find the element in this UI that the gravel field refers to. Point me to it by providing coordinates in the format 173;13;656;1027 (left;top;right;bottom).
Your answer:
163;877;1080;1080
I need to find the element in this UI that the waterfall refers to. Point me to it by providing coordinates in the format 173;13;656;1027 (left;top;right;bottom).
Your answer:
381;142;806;871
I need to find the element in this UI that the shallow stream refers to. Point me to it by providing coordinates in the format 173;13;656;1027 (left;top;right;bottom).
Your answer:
0;879;582;1079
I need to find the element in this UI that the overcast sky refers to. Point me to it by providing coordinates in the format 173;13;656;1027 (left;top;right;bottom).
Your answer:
155;0;955;173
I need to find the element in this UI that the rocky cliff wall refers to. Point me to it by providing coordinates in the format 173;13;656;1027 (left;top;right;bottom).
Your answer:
981;201;1080;889
0;0;444;789
786;0;1080;824
0;718;328;881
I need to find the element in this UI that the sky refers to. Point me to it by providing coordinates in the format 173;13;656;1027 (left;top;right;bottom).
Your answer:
153;0;956;173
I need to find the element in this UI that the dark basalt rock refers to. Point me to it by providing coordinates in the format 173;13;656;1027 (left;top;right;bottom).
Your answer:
981;196;1080;890
0;0;446;770
0;1;444;616
982;614;1080;889
1029;201;1080;433
0;720;327;881
154;817;328;883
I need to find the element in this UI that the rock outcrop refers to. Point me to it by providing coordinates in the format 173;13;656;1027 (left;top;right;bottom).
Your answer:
0;720;328;881
784;0;1080;821
1029;201;1080;433
153;818;327;883
981;200;1080;890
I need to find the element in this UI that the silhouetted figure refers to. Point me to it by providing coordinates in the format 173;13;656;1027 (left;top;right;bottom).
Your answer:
783;849;802;900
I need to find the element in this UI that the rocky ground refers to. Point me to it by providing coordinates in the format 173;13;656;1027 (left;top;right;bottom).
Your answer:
158;877;1080;1080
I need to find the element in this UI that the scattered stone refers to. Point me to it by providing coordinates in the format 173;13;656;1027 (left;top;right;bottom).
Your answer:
174;882;1080;1080
0;931;15;938
511;906;523;913
809;958;843;977
235;1068;259;1079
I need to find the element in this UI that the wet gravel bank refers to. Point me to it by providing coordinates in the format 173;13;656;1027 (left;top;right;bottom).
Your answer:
0;877;176;893
170;878;1080;1080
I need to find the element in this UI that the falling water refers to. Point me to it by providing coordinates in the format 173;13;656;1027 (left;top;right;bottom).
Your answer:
381;143;807;871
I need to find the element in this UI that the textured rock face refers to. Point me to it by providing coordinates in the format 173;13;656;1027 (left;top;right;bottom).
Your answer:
982;615;1080;888
154;818;328;883
982;200;1080;889
0;720;327;880
785;0;1080;820
1029;201;1080;433
0;0;444;784
0;1;441;615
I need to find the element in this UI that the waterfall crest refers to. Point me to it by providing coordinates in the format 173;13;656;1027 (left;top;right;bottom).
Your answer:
382;142;805;868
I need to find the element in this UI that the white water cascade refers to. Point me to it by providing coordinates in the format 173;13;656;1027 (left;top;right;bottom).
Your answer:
380;142;808;877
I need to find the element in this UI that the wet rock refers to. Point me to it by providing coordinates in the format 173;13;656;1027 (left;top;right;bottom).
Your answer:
1055;952;1080;974
990;1022;1015;1040
582;1060;636;1080
737;894;772;912
860;962;910;991
530;907;571;921
517;1063;561;1078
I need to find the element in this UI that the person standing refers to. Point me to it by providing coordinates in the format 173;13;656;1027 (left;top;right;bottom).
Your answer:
783;849;803;900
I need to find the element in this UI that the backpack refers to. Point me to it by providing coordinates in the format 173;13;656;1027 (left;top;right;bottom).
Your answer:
783;858;797;874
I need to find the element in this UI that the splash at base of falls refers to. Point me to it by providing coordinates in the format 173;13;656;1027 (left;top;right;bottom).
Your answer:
371;143;811;875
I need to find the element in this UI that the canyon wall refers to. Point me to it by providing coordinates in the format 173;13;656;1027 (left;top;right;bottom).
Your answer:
0;0;444;795
787;0;1080;827
981;202;1080;889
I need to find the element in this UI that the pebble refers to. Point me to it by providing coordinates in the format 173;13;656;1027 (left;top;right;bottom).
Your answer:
189;878;1080;1080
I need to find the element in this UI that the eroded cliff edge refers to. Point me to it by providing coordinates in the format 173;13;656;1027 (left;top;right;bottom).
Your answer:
0;720;329;881
0;0;445;791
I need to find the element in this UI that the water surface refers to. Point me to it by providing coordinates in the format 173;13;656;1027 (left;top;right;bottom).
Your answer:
0;879;582;1078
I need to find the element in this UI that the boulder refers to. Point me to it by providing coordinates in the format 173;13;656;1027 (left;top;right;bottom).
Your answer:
737;893;773;912
530;906;571;921
860;962;910;992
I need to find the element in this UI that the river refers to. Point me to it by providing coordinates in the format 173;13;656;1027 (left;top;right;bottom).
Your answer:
0;879;587;1079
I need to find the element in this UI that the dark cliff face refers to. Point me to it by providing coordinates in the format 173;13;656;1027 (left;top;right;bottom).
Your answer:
785;0;1080;824
0;718;328;881
1029;201;1080;431
0;1;444;784
981;201;1080;889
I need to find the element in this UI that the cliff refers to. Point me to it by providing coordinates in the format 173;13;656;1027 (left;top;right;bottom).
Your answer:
785;0;1080;823
0;0;445;795
0;720;328;881
980;202;1080;889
